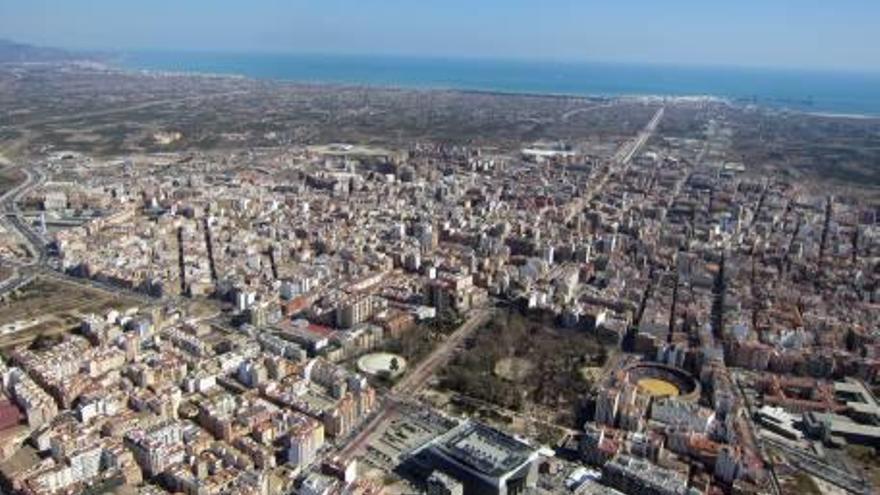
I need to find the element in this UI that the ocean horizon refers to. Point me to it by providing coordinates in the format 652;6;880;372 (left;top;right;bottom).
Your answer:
119;51;880;117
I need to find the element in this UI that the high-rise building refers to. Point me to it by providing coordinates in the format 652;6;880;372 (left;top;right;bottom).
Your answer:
287;415;325;467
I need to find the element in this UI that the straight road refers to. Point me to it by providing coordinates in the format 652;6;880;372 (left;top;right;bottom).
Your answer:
564;105;665;223
392;308;493;397
615;106;665;165
337;308;494;460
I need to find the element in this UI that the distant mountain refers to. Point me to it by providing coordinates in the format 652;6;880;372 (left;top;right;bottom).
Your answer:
0;39;83;63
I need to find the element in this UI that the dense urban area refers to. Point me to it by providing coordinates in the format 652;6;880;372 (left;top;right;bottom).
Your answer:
0;57;879;495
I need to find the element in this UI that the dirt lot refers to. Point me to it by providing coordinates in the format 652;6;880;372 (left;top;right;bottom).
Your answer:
0;165;24;196
0;277;142;348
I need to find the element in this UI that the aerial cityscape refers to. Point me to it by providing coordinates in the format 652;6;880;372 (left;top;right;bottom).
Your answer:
0;2;879;495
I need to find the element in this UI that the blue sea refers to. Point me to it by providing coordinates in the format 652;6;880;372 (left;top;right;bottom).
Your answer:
120;52;880;117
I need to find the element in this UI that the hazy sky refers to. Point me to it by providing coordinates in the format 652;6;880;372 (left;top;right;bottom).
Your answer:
1;0;879;71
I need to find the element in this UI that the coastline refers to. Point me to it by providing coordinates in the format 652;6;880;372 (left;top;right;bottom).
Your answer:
804;111;878;120
113;60;731;106
73;56;880;121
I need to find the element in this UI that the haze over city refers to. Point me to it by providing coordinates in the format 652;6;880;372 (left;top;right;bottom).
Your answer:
2;0;880;71
0;2;879;495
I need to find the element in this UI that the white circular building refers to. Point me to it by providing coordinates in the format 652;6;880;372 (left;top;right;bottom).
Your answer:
357;352;407;378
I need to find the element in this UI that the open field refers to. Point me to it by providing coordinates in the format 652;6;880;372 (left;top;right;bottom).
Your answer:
726;107;880;188
782;472;824;495
846;445;880;488
0;64;656;155
494;356;535;381
0;277;142;348
0;165;24;196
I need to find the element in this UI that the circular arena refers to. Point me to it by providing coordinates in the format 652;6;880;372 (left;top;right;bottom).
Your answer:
623;362;700;401
357;352;407;378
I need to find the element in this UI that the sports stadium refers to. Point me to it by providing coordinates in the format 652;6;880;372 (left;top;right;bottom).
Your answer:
622;362;700;401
